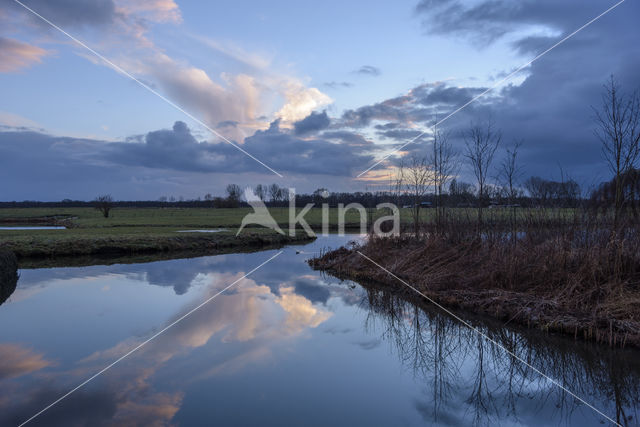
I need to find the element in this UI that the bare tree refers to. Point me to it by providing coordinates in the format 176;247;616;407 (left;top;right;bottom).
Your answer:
429;124;458;227
525;176;547;206
268;183;282;203
226;184;243;207
465;120;501;225
499;140;523;238
593;75;640;227
401;155;431;235
254;184;266;201
500;141;523;204
94;194;113;218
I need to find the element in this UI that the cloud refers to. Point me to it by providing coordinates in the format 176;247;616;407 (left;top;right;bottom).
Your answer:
275;286;331;334
275;81;332;123
122;55;332;135
216;120;239;129
0;111;42;129
0;36;48;72
354;65;381;76
362;0;640;185
108;121;229;173
1;0;331;140
411;82;487;107
0;344;51;380
10;0;117;28
0;119;377;200
414;0;620;47
108;119;375;176
293;111;330;135
376;128;427;142
355;339;381;350
115;0;182;23
236;120;375;176
340;82;475;128
291;278;331;304
0;387;119;426
128;54;263;129
323;81;353;89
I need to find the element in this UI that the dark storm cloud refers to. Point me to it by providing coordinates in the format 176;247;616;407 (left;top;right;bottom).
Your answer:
293;111;330;135
0;119;376;200
0;129;192;200
108;121;227;173
340;97;414;127
354;65;381;76
109;120;373;176
291;278;331;304
374;122;401;130
376;128;427;142
341;0;640;184
511;35;557;56
414;0;613;46
236;120;375;176
321;130;372;146
412;83;487;107
0;386;117;426
339;82;482;128
4;0;117;28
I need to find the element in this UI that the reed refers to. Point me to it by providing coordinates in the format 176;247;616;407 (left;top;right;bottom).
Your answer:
310;208;640;347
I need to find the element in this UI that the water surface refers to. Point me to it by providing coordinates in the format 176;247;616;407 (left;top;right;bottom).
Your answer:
0;235;638;426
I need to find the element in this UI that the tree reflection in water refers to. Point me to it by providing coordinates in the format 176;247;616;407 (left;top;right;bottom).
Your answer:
359;282;640;426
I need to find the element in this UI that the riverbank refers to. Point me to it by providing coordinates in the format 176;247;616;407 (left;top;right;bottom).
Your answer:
0;227;313;259
310;231;640;348
0;207;324;260
0;249;18;305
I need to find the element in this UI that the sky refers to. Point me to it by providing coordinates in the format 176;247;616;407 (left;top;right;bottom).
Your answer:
0;0;638;201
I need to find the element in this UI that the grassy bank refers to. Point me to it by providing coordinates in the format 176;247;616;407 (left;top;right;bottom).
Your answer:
0;227;311;258
310;215;640;348
0;207;320;260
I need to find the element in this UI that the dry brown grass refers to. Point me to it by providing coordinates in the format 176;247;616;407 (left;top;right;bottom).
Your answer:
310;211;640;347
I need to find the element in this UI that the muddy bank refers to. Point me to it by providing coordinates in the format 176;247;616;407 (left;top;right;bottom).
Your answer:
17;238;311;269
0;249;18;305
309;236;640;348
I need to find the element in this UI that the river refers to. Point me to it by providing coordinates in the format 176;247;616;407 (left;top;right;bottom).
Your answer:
0;235;638;426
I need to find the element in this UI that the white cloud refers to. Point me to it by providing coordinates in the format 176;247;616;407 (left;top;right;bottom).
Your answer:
275;81;333;123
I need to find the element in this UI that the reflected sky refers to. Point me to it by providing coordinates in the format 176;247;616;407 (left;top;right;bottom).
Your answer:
0;235;638;426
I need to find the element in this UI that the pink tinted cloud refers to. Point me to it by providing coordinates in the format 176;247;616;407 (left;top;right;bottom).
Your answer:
0;37;48;72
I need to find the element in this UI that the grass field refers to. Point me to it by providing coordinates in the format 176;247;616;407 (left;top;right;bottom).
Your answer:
0;206;578;228
0;205;579;259
0;207;320;259
0;206;384;228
